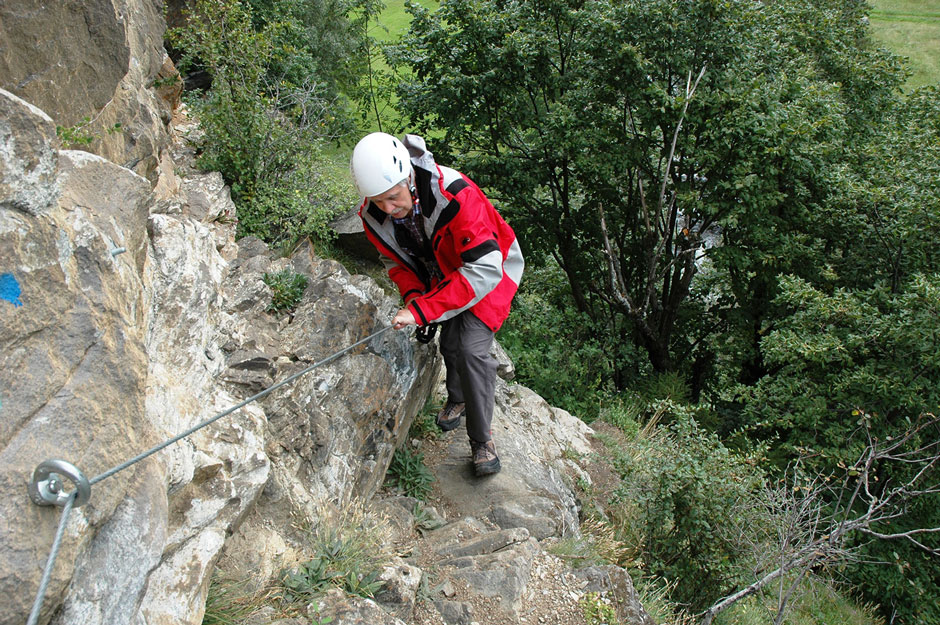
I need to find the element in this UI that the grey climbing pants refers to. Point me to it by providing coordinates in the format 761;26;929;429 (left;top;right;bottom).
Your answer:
439;310;497;443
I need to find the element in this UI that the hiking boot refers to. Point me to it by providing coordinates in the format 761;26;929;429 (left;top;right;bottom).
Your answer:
470;439;501;476
436;401;465;432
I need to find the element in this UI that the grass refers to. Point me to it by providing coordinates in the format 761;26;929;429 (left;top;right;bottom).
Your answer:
385;445;435;499
712;575;884;625
547;517;634;569
200;504;394;624
374;0;438;43
202;576;262;625
869;0;940;88
281;503;393;601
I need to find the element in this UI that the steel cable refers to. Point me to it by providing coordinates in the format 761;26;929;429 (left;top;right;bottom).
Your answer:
27;491;77;625
91;324;393;485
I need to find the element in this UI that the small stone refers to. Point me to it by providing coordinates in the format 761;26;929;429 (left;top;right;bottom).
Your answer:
441;581;457;598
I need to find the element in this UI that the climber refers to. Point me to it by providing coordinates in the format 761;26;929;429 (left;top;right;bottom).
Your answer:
350;132;524;476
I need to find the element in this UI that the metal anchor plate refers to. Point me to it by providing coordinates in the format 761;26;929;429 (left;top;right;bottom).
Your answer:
28;459;91;507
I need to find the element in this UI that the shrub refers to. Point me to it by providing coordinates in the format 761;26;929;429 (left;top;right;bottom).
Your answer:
498;264;635;422
169;0;354;247
608;402;766;611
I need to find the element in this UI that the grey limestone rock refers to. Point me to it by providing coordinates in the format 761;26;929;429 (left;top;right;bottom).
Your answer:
0;89;59;216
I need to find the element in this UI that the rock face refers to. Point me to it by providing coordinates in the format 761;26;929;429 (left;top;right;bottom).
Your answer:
0;0;177;179
0;98;157;624
257;379;657;625
0;90;60;216
0;87;440;625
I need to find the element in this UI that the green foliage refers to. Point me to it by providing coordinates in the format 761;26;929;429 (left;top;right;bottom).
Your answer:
168;0;356;246
735;273;940;623
392;0;905;380
385;445;434;500
281;554;381;601
739;274;940;462
609;403;766;610
408;399;444;440
631;578;697;625
263;269;309;314
214;0;375;136
499;264;633;421
579;592;619;625
824;87;940;294
281;505;391;602
56;116;123;148
712;574;883;625
56;117;96;147
202;576;259;625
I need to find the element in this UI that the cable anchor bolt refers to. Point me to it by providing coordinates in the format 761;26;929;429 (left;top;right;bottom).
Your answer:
28;459;91;507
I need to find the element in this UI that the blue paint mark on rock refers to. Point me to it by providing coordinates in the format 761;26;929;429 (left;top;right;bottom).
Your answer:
0;273;23;307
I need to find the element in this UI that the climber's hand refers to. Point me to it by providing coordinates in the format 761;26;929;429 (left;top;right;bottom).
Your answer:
392;308;416;330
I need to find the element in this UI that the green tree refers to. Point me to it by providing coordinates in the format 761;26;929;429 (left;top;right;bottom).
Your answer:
243;0;387;134
737;274;940;624
739;274;940;461
391;0;899;384
825;87;940;293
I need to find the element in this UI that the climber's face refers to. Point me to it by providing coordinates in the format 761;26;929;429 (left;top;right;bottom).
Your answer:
370;182;413;220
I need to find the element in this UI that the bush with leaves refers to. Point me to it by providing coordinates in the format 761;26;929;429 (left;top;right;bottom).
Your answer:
498;263;638;421
608;402;766;611
168;0;355;247
734;274;940;624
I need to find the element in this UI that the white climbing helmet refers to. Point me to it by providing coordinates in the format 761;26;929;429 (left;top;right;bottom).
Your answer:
350;132;412;198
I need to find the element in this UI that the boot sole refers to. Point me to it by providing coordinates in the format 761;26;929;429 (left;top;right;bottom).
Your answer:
474;457;501;476
436;416;462;432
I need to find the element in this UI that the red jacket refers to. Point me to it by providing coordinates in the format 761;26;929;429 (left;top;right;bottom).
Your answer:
359;135;524;332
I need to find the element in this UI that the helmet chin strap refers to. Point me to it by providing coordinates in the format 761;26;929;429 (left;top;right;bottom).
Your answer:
409;178;421;214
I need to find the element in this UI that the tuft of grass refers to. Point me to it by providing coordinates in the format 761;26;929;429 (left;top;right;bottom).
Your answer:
202;575;264;625
632;577;698;625
263;269;309;314
385;445;434;500
549;517;634;569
